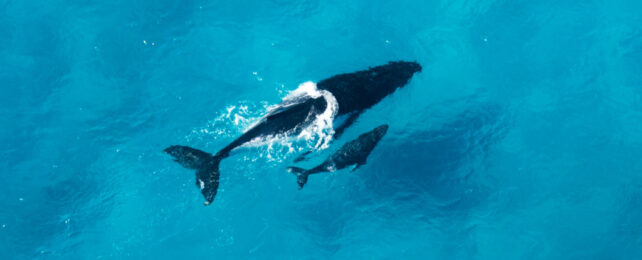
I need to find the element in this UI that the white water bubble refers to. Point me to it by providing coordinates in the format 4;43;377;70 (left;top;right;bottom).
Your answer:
239;106;248;114
226;106;236;118
233;114;245;125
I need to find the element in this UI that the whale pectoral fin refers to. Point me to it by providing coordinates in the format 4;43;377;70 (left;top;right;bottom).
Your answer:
293;151;312;163
351;162;365;172
334;111;362;139
287;167;309;189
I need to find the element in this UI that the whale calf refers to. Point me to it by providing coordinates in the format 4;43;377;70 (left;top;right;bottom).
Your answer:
287;124;389;189
165;61;420;204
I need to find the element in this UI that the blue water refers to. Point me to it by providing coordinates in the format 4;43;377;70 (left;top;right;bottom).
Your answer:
2;0;642;259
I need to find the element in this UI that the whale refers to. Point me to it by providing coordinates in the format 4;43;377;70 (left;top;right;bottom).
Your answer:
164;61;421;204
287;124;389;189
316;61;420;136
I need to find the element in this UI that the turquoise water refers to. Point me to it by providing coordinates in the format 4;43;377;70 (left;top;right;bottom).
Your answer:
2;0;642;258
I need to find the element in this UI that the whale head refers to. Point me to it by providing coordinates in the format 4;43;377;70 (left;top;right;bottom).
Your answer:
372;124;389;140
362;61;422;96
397;61;422;74
384;61;422;88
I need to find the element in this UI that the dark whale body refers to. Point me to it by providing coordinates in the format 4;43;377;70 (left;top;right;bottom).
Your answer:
318;61;421;116
164;61;421;204
287;124;389;189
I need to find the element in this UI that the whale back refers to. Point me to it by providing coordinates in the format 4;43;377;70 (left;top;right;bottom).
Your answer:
317;61;421;115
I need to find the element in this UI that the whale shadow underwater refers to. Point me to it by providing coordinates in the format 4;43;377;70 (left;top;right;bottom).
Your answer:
283;105;509;248
355;104;509;209
164;61;421;204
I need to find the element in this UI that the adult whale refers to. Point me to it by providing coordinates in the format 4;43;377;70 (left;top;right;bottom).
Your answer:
316;61;420;136
164;61;421;204
287;124;389;189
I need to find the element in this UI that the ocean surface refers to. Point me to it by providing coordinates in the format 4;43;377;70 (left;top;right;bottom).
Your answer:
2;0;642;259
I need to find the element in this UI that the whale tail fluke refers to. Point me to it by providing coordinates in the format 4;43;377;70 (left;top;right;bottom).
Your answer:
196;155;222;206
164;145;223;205
287;167;309;189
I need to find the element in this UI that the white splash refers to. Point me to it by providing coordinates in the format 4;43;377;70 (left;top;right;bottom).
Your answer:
292;81;338;150
253;81;338;150
187;81;338;161
283;81;322;100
